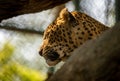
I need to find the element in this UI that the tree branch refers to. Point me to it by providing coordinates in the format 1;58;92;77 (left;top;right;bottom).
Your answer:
0;26;43;35
0;0;71;22
47;23;120;81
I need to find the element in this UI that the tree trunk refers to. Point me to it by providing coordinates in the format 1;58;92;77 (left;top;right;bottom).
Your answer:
73;0;81;11
47;23;120;81
115;0;120;22
0;0;70;22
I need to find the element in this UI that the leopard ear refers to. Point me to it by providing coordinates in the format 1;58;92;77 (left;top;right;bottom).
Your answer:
59;8;69;19
59;8;76;22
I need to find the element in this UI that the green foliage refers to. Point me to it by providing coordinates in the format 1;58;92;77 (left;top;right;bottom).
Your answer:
0;43;14;65
0;43;47;81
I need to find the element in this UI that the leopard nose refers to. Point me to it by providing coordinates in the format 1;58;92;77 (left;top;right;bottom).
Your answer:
39;49;43;56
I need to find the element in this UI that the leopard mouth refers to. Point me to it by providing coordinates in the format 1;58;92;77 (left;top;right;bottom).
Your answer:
43;50;61;66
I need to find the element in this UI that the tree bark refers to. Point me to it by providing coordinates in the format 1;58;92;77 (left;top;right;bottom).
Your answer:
47;23;120;81
0;0;70;22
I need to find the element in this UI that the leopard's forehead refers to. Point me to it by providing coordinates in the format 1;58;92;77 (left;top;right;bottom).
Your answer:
44;24;72;44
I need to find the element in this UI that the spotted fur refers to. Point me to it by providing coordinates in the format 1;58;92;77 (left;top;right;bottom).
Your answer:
39;8;109;66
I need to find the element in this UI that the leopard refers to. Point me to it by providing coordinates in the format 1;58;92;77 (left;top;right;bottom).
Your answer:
39;8;109;66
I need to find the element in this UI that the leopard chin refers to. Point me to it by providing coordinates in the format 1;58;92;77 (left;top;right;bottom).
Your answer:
46;59;61;66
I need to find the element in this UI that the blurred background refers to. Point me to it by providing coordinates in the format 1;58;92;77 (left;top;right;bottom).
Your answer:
0;0;116;81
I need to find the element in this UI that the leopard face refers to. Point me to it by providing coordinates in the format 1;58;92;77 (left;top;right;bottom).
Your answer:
39;8;109;66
